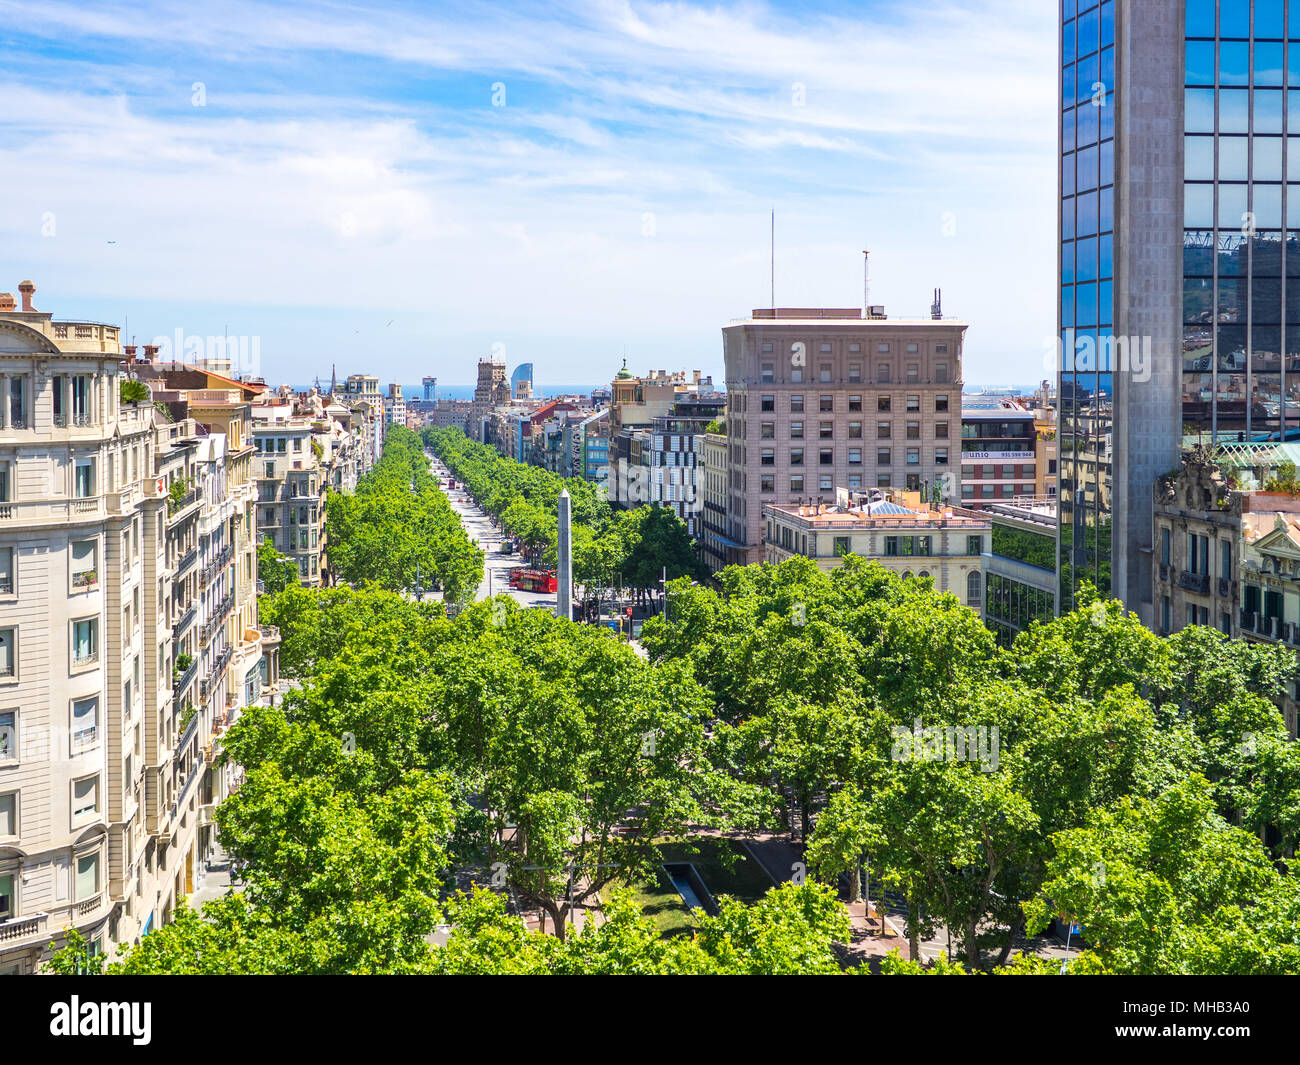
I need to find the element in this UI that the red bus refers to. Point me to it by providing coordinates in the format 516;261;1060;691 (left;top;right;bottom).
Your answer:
508;568;557;593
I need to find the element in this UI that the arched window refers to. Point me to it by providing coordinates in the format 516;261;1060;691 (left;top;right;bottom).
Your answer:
967;570;982;605
902;570;913;580
918;570;931;580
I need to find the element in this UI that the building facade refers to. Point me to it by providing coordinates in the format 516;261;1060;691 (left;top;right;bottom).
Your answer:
0;285;276;973
1057;0;1300;623
762;490;988;613
723;307;967;566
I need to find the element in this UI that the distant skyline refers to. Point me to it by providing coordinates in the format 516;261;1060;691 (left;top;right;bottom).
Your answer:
0;0;1057;389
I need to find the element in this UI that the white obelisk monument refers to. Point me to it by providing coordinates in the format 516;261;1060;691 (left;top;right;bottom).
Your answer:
557;488;573;620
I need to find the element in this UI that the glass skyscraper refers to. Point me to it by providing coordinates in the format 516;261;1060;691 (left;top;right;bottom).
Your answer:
1059;0;1300;623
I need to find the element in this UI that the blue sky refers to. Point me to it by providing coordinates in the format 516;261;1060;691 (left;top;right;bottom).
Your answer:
0;0;1057;390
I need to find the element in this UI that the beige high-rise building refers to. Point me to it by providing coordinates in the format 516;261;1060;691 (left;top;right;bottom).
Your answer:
0;284;277;973
721;307;967;567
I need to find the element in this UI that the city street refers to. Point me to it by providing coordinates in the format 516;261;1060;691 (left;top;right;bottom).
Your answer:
426;451;557;611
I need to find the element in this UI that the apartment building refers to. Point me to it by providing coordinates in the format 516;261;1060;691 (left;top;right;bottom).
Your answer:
722;307;967;566
0;283;279;973
251;405;326;587
762;489;988;614
697;430;729;573
1152;445;1300;737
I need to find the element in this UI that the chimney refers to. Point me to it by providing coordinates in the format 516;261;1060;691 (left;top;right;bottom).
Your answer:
693;370;701;384
142;344;158;359
0;293;14;312
17;280;35;312
124;344;138;357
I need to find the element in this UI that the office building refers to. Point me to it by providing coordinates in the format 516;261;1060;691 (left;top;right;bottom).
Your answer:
1057;0;1300;624
722;307;966;567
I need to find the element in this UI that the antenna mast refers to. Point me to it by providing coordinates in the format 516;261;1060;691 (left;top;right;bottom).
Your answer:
862;250;870;317
770;209;775;309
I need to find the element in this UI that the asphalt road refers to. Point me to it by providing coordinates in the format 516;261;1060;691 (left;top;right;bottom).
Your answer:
426;452;558;611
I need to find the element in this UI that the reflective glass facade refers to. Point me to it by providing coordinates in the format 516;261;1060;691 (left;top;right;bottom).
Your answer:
1059;0;1300;614
1059;0;1116;607
1183;0;1300;449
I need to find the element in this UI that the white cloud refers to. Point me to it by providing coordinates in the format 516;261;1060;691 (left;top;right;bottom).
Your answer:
0;0;1058;385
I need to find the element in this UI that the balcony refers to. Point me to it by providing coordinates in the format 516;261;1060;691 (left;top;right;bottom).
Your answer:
0;912;47;945
1260;615;1276;638
172;602;197;641
1241;609;1257;631
259;624;281;646
1176;571;1210;595
172;655;198;699
175;547;198;578
199;545;235;589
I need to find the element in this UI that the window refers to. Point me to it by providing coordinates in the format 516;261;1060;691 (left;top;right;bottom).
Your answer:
760;474;775;493
9;376;25;427
76;851;100;900
966;571;982;606
848;474;862;489
0;628;14;678
0;710;13;762
791;368;803;383
876;343;890;353
885;536;899;557
761;422;775;439
877;448;892;465
877;421;891;439
906;422;920;439
819;448;833;465
936;395;950;412
71;538;97;590
72;618;97;666
73;776;99;822
790;421;804;439
877;396;891;412
0;462;8;503
848;363;862;383
878;475;892;488
834;536;851;557
1160;528;1171;566
74;458;95;498
967;535;983;556
876;364;891;384
760;449;775;466
819;365;832;383
761;363;774;383
906;448;920;465
0;546;11;595
0;793;13;838
848;448;862;465
293;438;303;453
935;364;949;384
936;421;949;439
819;396;834;412
906;364;919;383
761;395;775;412
819;475;833;491
1220;540;1231;580
790;448;804;466
906;395;920;412
0;873;11;920
790;475;804;493
820;421;834;440
848;421;863;439
936;448;949;465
